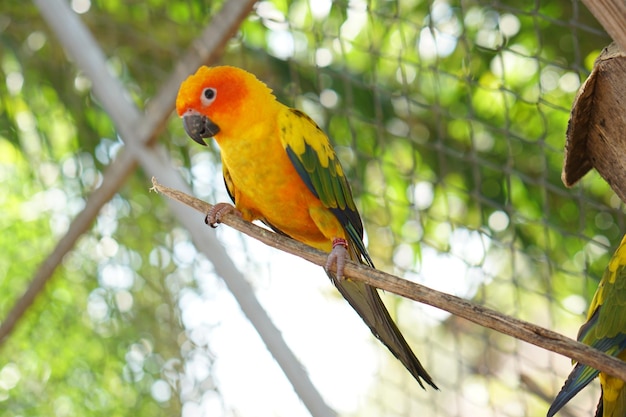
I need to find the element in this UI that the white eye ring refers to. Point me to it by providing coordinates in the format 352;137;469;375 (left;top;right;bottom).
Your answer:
201;87;217;106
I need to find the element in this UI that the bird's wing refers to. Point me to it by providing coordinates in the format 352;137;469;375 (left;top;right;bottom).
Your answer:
547;305;603;417
278;107;371;265
222;164;237;204
591;255;626;352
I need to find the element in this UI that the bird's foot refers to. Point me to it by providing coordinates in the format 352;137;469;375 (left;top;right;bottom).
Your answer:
205;203;241;228
325;238;349;280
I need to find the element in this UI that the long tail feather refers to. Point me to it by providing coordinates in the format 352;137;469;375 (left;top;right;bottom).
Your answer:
547;362;599;416
326;253;437;389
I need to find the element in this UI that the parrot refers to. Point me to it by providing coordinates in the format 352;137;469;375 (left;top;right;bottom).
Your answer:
547;234;626;416
175;65;437;389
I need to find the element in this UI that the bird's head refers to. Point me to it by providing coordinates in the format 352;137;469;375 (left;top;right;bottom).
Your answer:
176;65;275;145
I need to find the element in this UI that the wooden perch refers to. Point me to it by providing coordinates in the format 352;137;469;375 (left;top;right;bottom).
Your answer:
562;42;626;203
151;177;626;382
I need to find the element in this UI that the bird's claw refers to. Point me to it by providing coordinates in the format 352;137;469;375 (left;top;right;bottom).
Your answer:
205;203;240;228
325;238;349;280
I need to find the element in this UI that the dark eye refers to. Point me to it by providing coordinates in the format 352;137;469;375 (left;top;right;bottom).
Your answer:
201;88;217;106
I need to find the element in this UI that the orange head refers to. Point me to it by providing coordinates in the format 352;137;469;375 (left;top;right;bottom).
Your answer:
176;65;276;145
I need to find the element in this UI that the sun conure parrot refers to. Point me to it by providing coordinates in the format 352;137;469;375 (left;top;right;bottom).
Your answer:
547;234;626;416
175;65;437;389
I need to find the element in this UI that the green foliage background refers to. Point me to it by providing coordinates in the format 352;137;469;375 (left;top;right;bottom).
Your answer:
0;0;619;416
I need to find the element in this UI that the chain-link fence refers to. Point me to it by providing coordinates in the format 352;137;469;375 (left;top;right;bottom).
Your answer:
1;0;622;416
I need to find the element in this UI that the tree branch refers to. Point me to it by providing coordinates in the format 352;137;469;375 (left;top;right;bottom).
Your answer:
151;176;626;383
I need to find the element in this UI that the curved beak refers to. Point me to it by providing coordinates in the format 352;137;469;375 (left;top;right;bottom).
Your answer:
182;113;220;146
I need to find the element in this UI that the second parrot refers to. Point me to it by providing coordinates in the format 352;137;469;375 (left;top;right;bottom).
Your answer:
547;234;626;416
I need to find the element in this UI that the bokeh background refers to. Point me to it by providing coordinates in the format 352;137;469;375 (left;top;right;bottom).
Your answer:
0;0;620;416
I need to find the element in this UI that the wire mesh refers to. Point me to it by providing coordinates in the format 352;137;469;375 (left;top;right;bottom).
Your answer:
0;0;621;416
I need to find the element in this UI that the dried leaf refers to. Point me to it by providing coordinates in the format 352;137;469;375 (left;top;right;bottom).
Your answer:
562;43;626;202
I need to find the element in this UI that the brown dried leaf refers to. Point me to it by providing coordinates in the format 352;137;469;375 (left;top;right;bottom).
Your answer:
562;43;626;202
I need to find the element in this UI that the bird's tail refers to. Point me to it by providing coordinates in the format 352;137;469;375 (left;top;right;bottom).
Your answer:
327;235;438;389
547;362;599;416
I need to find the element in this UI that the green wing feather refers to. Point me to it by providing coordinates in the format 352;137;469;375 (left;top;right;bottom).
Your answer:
582;243;626;354
223;165;236;204
548;236;626;416
279;108;372;266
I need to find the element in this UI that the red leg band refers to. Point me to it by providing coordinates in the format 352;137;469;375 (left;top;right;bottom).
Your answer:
332;237;348;249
